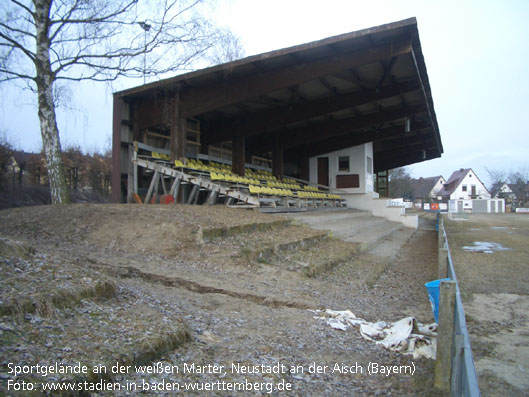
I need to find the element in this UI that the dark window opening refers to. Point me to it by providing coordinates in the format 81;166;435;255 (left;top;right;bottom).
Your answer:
338;156;349;172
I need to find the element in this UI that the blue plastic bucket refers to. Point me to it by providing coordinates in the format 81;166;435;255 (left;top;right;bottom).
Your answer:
425;278;451;323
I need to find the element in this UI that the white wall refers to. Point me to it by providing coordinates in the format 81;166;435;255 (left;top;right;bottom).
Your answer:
448;199;504;213
309;143;373;193
450;170;491;200
344;193;418;229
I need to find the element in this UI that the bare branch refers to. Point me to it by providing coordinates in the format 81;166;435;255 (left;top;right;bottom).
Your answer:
10;0;35;18
0;66;35;81
0;31;36;63
0;21;36;39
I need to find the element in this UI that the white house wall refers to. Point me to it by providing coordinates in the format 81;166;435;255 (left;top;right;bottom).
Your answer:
309;143;373;194
448;199;504;213
450;170;490;200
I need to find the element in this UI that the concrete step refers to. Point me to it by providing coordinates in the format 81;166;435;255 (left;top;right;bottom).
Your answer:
283;209;407;252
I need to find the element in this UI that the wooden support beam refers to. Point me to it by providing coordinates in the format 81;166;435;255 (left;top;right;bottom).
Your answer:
173;176;183;204
187;184;200;204
232;134;246;176
206;188;218;205
169;175;182;199
170;91;186;162
144;170;159;205
152;171;161;203
411;47;443;155
160;174;167;195
204;80;420;143
112;95;124;203
193;187;200;204
127;144;134;203
181;38;413;118
435;280;456;392
300;146;309;181
133;142;138;194
272;134;283;180
302;121;430;158
249;105;426;153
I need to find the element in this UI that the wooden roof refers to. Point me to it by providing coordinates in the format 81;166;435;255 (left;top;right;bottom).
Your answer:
115;17;442;172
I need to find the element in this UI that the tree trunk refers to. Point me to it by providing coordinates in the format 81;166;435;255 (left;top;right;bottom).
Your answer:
35;0;70;204
37;81;70;204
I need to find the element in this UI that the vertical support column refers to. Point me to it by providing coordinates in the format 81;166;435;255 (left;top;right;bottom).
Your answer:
272;133;283;180
434;280;456;392
127;144;134;203
170;90;186;163
111;94;123;203
300;145;309;181
133;142;138;194
232;134;245;176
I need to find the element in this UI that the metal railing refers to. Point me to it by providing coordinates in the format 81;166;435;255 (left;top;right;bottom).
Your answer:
438;217;480;396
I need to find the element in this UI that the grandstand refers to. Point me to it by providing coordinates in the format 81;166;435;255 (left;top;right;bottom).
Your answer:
130;142;346;209
112;18;442;213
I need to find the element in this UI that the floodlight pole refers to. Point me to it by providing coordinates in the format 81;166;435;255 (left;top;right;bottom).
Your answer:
138;21;151;84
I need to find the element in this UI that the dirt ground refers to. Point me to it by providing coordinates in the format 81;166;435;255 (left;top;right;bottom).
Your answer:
0;204;443;396
444;213;529;396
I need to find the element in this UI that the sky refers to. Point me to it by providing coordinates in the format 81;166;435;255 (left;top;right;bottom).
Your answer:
1;0;528;187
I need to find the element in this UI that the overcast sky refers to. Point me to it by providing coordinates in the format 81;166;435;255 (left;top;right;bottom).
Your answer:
1;0;528;186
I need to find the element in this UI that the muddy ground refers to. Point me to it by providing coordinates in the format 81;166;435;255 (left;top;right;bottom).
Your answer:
0;204;442;396
445;213;529;396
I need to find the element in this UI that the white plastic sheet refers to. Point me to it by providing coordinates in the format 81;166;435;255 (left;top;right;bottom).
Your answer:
313;309;437;359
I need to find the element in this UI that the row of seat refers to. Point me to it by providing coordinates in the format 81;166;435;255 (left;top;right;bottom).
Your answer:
266;180;301;190
249;185;294;197
210;172;261;186
149;152;342;201
152;152;171;161
248;185;342;200
246;169;278;181
298;191;341;199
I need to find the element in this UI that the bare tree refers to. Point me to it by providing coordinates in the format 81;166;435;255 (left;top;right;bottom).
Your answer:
485;167;507;193
388;167;414;200
508;168;529;207
0;135;14;191
0;0;242;204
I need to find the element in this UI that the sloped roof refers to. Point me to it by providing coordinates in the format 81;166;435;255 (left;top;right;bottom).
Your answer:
438;168;471;197
438;168;490;197
507;183;529;199
12;150;39;167
410;176;443;198
490;182;507;198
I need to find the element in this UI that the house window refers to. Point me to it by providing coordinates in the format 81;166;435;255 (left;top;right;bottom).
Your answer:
462;185;467;192
338;156;349;172
367;156;373;174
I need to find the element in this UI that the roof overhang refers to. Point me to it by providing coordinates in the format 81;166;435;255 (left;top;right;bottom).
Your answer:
115;17;442;172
